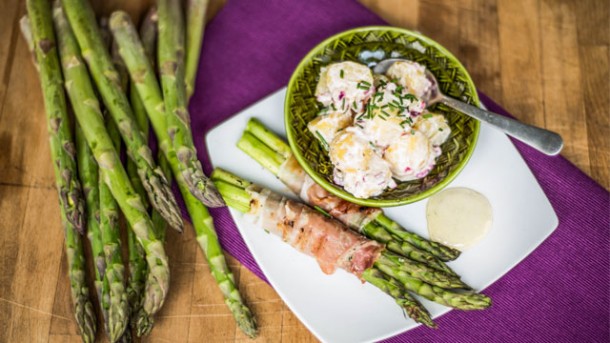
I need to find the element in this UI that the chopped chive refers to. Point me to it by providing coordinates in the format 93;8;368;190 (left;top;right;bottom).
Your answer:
423;113;433;119
315;131;329;148
403;94;417;102
342;98;346;111
340;69;344;78
439;128;444;132
357;80;372;90
331;103;336;111
381;110;392;117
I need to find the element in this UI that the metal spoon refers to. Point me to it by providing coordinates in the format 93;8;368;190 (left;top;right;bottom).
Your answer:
373;58;564;156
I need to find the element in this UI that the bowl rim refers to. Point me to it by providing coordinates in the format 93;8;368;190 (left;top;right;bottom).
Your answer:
285;25;481;207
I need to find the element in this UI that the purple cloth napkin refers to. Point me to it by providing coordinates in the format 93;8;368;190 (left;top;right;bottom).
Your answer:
187;0;610;341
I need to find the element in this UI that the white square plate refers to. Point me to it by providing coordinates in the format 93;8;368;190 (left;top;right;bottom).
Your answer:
205;88;558;343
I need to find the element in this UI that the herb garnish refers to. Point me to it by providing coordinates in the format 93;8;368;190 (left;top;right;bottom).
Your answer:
315;131;329;148
357;80;372;90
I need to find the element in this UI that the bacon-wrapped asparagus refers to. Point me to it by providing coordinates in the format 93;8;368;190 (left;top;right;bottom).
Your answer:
238;118;459;274
212;169;491;319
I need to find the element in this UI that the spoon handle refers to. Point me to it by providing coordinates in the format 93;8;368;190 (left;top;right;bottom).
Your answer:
440;95;564;156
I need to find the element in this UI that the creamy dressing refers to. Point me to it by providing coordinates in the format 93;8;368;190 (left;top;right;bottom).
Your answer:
426;187;493;250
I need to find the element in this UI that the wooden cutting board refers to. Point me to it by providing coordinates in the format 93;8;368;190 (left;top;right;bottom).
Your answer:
0;0;607;342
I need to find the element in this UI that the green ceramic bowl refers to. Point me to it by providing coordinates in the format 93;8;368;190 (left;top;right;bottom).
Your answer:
285;26;480;207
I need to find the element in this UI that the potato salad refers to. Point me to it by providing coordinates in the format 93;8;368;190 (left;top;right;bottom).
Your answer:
309;60;451;198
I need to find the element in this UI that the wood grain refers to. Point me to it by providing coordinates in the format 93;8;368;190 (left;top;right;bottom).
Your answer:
0;0;608;342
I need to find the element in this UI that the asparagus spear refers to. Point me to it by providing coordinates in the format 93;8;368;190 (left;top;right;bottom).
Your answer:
361;268;436;328
24;1;95;341
62;197;98;343
24;2;85;235
237;119;458;271
60;0;184;231
125;8;167;334
126;6;168;243
212;168;490;313
375;214;460;262
53;3;170;322
101;21;137;341
367;220;455;275
184;0;210;99
157;0;224;207
394;272;491;310
97;115;130;342
109;12;258;337
75;124;106;299
375;252;466;289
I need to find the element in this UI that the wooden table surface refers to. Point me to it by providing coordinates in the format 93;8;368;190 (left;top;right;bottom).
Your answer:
0;0;608;342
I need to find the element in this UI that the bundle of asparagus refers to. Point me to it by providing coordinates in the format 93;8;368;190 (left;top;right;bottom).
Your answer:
211;168;491;328
109;3;257;336
26;0;258;341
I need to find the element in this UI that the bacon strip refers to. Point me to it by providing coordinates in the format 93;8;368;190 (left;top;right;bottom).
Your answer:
278;156;382;231
245;185;384;278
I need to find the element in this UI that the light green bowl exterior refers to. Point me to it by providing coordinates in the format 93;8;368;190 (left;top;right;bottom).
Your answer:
285;26;480;207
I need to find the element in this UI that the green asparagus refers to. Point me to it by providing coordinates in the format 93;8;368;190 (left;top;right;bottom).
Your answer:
109;11;257;337
98;115;130;342
397;273;491;310
25;1;85;235
185;0;210;99
25;1;95;340
180;172;258;337
108;8;222;209
53;3;170;323
375;251;469;289
361;268;436;328
61;0;184;231
157;0;224;207
126;6;168;243
375;252;467;289
375;214;460;262
126;8;167;335
75;124;106;299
